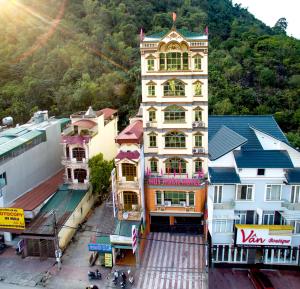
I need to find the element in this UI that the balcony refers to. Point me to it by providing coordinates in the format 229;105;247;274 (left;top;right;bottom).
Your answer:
62;157;88;166
192;147;207;155
145;121;157;128
192;121;206;128
282;201;300;210
117;177;139;189
213;200;235;210
117;205;143;221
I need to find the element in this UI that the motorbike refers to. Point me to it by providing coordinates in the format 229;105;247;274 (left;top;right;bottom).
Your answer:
88;269;102;280
112;270;119;285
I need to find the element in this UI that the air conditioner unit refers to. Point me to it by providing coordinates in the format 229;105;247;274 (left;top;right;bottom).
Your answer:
146;122;151;128
199;121;205;127
180;201;186;207
192;148;197;154
198;147;205;153
164;201;172;206
192;122;197;128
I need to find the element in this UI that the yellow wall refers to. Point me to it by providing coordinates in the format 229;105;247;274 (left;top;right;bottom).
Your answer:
89;115;118;161
58;188;94;250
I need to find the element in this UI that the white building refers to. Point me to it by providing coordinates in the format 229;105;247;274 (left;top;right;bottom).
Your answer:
61;107;118;190
207;115;300;267
0;111;68;241
141;27;208;233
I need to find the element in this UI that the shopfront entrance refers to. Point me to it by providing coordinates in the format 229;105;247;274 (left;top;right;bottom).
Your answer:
114;246;136;266
150;215;203;234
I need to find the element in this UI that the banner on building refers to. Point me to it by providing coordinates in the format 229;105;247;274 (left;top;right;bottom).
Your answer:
236;224;293;246
0;208;25;230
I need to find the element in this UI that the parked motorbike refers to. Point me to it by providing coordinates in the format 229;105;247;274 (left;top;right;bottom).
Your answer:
112;270;119;285
88;269;102;280
128;270;134;285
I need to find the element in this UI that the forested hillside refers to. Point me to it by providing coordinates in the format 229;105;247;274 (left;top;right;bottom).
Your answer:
0;0;299;146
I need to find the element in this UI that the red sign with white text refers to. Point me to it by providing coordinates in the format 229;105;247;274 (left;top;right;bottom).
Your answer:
236;226;292;246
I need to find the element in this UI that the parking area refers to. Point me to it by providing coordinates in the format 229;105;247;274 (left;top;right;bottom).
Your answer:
209;268;300;289
134;232;208;289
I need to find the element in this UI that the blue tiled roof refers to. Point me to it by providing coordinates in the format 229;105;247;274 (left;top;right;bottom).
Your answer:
208;167;241;184
233;150;294;168
208;116;289;151
209;126;247;160
286;168;300;184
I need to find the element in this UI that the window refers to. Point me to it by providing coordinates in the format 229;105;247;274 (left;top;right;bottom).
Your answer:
166;52;181;70
156;191;162;205
148;85;155;96
194;55;202;70
149;133;157;147
147;59;154;71
123;191;138;211
163;80;185;96
194;134;203;148
150;159;158;173
257;169;265;176
195;159;203;173
164;105;185;123
290;221;300;234
263;211;275;225
194;108;202;121
291;186;300;203
213;220;233;233
165;157;186;174
74;169;87;183
193;82;202;96
165;131;186;148
0;172;7;187
121;163;136;181
149;110;156;122
235;211;247;224
214;186;223;204
164;191;186;206
183;52;188;70
236;185;253;201
188;192;195;206
72;147;86;161
159;53;166;70
266;185;281;201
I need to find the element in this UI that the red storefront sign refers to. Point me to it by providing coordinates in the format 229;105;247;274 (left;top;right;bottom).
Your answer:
147;177;204;187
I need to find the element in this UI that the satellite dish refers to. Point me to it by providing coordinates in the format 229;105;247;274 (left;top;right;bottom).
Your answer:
123;212;129;220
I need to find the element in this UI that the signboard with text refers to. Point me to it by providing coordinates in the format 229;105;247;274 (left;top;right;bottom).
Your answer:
104;253;113;267
0;208;25;230
147;177;204;187
88;243;112;252
236;225;293;246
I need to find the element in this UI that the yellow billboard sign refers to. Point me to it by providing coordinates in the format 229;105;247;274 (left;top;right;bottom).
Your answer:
0;208;25;230
104;253;113;267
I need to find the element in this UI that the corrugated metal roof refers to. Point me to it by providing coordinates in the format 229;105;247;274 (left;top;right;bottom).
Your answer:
0;130;45;157
234;150;294;168
208;126;247;160
286;168;300;184
144;29;207;42
208;167;241;184
208;115;289;150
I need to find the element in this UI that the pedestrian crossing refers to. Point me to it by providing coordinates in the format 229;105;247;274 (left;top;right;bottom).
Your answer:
135;233;208;289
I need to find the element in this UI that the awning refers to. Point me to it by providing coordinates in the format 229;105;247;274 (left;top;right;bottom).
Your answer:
88;236;112;252
150;211;203;217
113;245;132;250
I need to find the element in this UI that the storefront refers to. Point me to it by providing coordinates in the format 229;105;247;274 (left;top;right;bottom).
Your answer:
212;224;299;266
88;236;113;267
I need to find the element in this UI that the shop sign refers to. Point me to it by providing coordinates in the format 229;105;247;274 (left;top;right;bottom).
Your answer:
0;208;25;230
104;253;113;267
88;243;112;252
236;225;293;246
147;177;203;187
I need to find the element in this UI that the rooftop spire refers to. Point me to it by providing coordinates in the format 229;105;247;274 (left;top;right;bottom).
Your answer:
172;12;176;28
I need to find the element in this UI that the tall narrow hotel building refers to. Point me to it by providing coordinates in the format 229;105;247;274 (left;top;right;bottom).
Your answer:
140;27;208;233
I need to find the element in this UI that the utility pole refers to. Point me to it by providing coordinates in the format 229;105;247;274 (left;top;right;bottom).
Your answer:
51;210;62;270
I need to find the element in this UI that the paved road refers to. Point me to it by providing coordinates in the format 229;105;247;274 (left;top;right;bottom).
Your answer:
134;233;208;289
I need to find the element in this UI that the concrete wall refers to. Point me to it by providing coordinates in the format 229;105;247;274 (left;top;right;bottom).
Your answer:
0;121;63;206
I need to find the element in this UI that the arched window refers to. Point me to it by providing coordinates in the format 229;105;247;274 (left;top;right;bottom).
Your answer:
148;132;157;147
164;105;185;123
122;163;136;181
194;133;203;148
194;107;203;121
150;158;158;173
159;51;189;71
167;52;181;70
123;191;138;211
163;80;185;96
72;147;85;161
193;81;202;96
74;169;87;183
165;157;186;174
165;131;186;148
148;108;156;122
194;54;202;70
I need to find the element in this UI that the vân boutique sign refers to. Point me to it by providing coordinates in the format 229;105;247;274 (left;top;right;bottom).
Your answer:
147;177;204;187
236;225;293;246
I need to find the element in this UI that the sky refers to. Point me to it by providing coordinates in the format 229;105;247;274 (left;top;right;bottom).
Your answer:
232;0;300;39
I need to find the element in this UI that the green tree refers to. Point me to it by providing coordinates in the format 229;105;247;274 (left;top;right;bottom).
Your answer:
88;153;114;196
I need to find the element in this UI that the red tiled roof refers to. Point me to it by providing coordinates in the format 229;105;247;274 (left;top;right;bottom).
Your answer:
73;119;97;129
11;170;64;211
116;120;143;144
116;150;140;160
99;108;117;120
